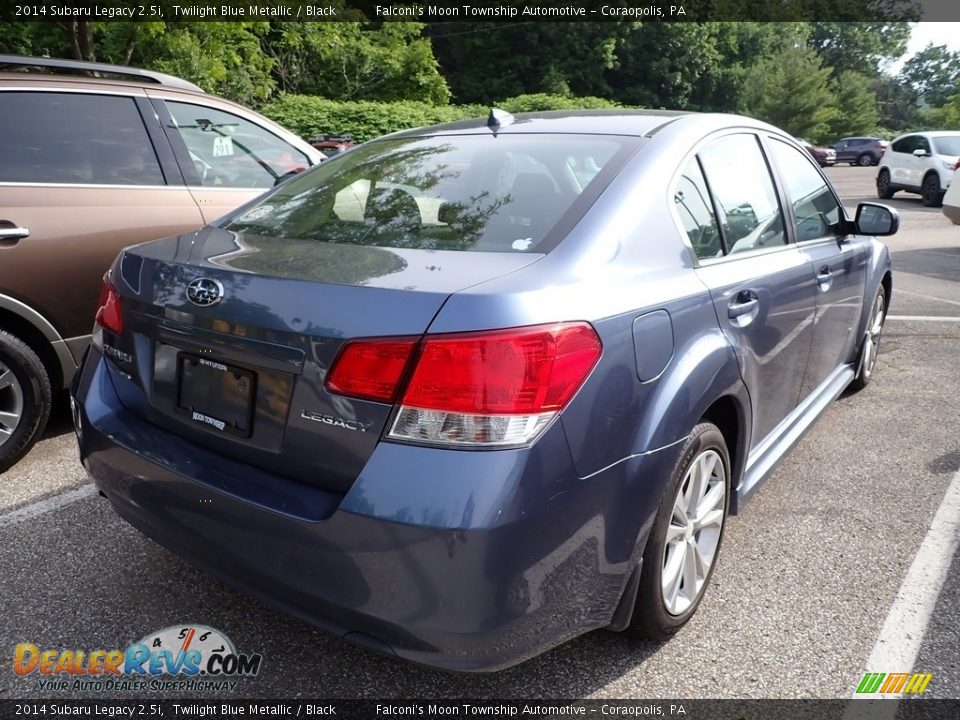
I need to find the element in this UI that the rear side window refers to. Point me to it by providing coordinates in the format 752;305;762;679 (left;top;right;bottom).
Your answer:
166;101;310;189
227;134;634;253
0;91;164;185
697;134;786;255
675;158;722;260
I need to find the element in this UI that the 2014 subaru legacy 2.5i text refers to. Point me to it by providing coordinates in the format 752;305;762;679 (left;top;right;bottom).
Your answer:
72;110;896;671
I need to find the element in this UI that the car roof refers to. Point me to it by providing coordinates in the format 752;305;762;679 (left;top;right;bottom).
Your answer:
375;109;796;143
0;55;204;93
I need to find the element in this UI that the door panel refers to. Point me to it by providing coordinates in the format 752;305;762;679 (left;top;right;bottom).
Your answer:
0;186;204;339
798;240;867;397
696;251;816;447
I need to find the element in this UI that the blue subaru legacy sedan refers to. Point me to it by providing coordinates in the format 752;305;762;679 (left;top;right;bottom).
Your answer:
72;110;896;671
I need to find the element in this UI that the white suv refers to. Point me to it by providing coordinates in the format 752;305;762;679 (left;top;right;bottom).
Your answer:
876;131;960;207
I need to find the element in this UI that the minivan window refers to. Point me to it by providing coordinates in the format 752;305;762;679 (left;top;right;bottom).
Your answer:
166;101;310;189
697;134;786;255
0;92;164;185
226;134;633;253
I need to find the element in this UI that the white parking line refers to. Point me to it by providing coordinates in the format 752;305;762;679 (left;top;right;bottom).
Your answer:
0;483;96;527
896;289;960;308
847;468;960;710
887;315;960;322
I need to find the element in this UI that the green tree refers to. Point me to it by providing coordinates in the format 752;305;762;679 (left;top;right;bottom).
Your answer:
808;22;911;76
429;22;628;104
266;22;449;105
899;43;960;109
827;71;880;138
739;43;839;142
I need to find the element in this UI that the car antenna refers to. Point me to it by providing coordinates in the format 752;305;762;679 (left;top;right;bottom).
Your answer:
487;108;514;134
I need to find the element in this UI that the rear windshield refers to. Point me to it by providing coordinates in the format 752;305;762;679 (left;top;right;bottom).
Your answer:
225;134;636;253
932;136;960;156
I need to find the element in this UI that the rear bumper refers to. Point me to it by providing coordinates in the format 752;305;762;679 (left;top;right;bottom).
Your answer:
72;348;678;671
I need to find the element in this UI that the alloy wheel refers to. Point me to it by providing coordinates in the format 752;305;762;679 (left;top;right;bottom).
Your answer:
661;449;726;616
0;360;24;448
861;291;885;380
858;154;873;166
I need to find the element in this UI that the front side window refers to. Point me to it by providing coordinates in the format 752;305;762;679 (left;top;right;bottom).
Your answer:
931;136;960;156
227;134;633;253
768;139;843;242
0;91;164;185
892;136;918;154
697;134;786;255
166;101;310;189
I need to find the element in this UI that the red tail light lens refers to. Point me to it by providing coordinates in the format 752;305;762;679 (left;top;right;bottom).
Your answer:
94;274;123;335
325;338;417;403
325;323;602;447
401;323;602;414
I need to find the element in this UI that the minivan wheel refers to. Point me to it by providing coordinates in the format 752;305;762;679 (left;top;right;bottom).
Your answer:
849;285;886;392
922;174;944;207
877;170;895;199
629;422;730;640
0;331;51;473
857;153;873;166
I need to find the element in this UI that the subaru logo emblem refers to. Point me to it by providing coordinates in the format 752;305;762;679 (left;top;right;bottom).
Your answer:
186;278;223;307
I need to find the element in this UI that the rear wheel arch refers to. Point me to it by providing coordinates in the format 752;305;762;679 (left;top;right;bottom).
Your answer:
0;307;63;391
700;395;748;508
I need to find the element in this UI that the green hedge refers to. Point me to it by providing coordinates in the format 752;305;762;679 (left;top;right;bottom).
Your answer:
261;93;626;143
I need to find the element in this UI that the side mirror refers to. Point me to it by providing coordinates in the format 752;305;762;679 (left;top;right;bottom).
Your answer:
913;148;930;157
855;203;899;236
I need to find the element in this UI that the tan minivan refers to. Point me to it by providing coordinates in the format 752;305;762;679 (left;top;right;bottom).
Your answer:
0;55;324;471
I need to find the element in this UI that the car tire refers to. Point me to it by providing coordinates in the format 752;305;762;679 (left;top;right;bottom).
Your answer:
0;330;52;473
629;422;730;640
857;153;873;167
876;170;895;199
849;285;886;393
921;174;944;207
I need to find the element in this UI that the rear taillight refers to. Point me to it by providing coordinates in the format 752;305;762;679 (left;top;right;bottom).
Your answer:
94;274;123;335
326;322;602;447
325;338;417;403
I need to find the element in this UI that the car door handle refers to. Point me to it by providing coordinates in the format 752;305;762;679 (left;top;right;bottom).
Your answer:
0;222;30;246
816;267;833;283
728;292;759;319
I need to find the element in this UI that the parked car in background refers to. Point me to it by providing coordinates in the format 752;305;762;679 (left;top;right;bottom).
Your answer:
941;163;960;224
796;138;836;167
834;137;888;166
311;133;355;156
74;109;896;671
0;55;323;471
876;131;960;207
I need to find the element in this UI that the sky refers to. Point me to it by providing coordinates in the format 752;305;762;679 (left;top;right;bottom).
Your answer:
889;22;960;72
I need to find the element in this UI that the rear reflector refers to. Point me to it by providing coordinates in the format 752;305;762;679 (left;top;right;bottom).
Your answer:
326;322;602;447
94;274;123;336
325;338;417;403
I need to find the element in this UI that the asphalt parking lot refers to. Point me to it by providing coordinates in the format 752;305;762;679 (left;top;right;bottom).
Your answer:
0;166;958;702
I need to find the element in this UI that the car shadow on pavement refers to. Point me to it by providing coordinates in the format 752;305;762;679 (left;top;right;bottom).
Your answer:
888;247;960;285
42;391;74;440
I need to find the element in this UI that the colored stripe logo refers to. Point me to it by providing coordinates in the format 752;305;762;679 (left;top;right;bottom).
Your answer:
856;672;933;694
